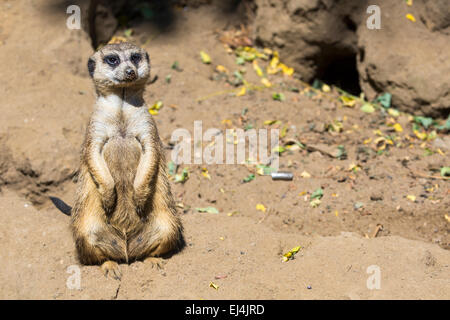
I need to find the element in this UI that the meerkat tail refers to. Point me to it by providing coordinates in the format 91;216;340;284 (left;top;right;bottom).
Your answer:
49;196;72;216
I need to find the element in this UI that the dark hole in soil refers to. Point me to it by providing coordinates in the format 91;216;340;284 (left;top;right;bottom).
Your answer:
318;54;361;96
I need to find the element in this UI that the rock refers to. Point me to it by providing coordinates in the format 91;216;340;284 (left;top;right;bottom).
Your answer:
248;0;450;117
357;0;450;117
251;0;367;83
433;136;450;151
370;193;383;201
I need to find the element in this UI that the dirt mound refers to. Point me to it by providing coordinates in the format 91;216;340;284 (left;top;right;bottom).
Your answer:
1;190;449;299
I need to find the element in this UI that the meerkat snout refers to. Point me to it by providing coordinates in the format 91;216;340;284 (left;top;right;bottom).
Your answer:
125;67;137;81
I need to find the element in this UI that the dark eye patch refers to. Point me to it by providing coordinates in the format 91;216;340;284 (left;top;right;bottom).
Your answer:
87;58;96;77
130;53;142;66
104;54;120;67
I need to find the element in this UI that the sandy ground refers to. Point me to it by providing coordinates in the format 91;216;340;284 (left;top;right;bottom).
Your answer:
0;1;449;299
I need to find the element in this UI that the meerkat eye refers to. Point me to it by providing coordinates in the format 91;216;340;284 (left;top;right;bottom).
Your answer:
130;53;142;65
104;55;120;67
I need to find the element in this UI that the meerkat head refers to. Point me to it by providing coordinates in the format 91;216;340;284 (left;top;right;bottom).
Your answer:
87;42;150;92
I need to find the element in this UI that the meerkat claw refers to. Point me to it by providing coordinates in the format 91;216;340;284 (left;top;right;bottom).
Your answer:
144;257;165;269
101;261;122;280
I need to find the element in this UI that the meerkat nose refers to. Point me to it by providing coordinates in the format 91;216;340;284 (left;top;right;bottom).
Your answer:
125;67;136;80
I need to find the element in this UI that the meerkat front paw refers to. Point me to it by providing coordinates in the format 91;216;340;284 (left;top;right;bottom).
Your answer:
99;186;117;215
101;260;122;280
133;190;149;218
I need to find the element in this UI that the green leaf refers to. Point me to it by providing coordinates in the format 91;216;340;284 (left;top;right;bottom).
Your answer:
437;116;450;131
337;145;347;160
361;102;375;113
167;161;177;176
171;61;182;71
441;167;450;177
272;146;286;154
124;28;133;37
256;164;276;175
236;56;245;65
272;92;285;101
354;202;364;209
243;174;255;183
244;123;254;131
311;188;324;200
165;74;172;84
175;168;189;183
375;93;392;108
414;116;434;129
195;207;219;214
312;79;323;90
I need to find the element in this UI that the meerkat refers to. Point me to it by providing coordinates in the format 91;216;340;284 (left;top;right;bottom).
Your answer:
71;42;183;279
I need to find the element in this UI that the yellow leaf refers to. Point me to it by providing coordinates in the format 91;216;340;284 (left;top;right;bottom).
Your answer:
200;51;211;64
280;125;288;138
298;191;307;196
236;86;246;97
108;36;127;44
221;119;233;127
300;171;311;178
201;168;211;180
407;195;416;202
263;120;280;125
209;282;219;290
340;95;356;108
270;51;279;69
373;129;383;136
216;65;228;73
282;246;301;262
252;60;264;77
310;198;321;208
263;48;273;56
149;101;163;115
335;210;339;217
256;204;266;212
279;63;294;76
393;123;403;132
261;77;272;87
414;130;427;140
406;0;413;6
348;163;360;172
445;214;450;223
406;14;416;22
363;138;372;144
322;84;331;92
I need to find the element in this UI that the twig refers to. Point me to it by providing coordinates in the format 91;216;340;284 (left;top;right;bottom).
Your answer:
371;224;383;238
411;171;450;181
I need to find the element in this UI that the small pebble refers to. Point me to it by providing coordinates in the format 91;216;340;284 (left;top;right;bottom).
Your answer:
307;285;312;290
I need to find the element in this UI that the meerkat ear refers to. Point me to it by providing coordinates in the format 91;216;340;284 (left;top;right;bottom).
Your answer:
87;58;96;77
